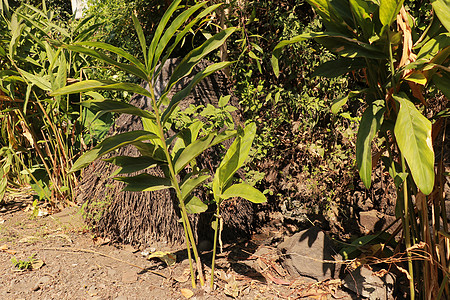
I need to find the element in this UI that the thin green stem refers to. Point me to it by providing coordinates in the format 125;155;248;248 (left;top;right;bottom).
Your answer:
147;81;205;287
210;203;220;289
401;153;415;299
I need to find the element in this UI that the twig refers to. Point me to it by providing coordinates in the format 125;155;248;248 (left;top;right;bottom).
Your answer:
42;247;167;278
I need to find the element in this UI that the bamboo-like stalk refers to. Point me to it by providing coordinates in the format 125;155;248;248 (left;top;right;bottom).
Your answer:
147;81;205;287
401;153;415;299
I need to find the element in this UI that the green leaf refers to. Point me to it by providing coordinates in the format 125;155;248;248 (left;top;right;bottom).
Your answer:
174;133;215;174
69;130;158;172
356;100;385;188
165;27;236;91
312;58;366;78
431;0;450;32
349;0;374;38
50;80;152;98
151;1;207;70
147;0;182;71
272;32;385;77
393;94;434;195
331;90;364;114
379;0;405;35
18;68;51;91
221;183;267;203
432;70;450;98
81;100;155;120
153;3;223;78
115;173;171;192
185;196;208;214
132;14;147;67
180;175;210;200
70;41;146;74
64;44;148;81
213;123;256;197
103;156;160;175
161;61;233;122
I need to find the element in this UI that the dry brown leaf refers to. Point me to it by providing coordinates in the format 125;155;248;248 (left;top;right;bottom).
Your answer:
0;244;17;255
174;268;190;283
267;273;291;286
31;259;45;270
180;288;194;299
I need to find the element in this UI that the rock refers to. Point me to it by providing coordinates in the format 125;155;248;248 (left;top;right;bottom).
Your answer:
278;226;338;281
359;210;396;234
343;266;395;299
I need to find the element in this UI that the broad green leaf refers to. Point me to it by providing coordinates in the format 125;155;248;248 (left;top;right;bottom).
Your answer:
133;142;167;162
394;94;434;195
70;130;158;172
103;156;160;175
349;0;374;38
161;61;233;122
356;100;385;188
81;100;155;120
431;0;450;32
432;70;450;98
379;0;405;35
272;32;384;77
132;14;147;67
64;44;148;81
174;133;215;174
219;95;231;107
180;175;210;200
185;196;208;214
165;27;236;91
331;90;364;114
221;183;266;203
50;80;152;98
416;34;450;61
18;68;51;91
213;123;256;197
312;58;366;78
115;173;171;192
316;36;386;59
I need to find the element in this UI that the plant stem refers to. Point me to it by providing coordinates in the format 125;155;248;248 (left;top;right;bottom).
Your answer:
147;81;205;287
401;153;415;299
210;203;220;289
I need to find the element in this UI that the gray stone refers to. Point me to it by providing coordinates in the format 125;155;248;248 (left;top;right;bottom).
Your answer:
343;267;395;299
359;210;396;234
278;226;337;281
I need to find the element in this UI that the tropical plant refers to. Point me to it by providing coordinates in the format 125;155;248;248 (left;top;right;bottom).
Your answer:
51;0;266;288
272;0;449;298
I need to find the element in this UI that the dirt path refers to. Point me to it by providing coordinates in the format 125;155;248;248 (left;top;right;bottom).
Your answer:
1;202;354;300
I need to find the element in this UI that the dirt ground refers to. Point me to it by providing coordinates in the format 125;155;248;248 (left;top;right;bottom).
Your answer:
0;195;355;300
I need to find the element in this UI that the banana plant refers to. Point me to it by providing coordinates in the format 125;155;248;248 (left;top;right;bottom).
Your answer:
51;0;266;288
272;0;449;298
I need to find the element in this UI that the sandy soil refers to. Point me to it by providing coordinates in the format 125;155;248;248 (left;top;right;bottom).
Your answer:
0;198;354;300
